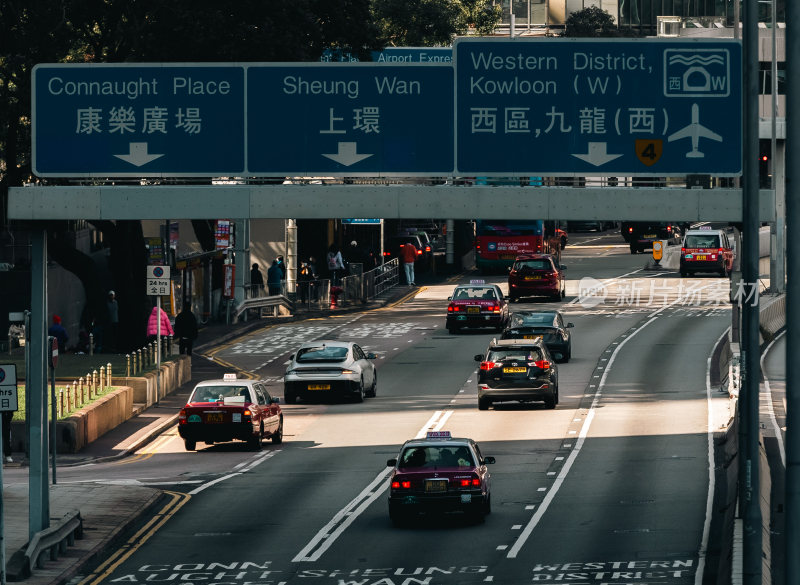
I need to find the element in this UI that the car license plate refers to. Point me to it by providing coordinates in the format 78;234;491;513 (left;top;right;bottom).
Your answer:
425;479;448;493
500;254;516;260
523;276;542;280
467;307;480;314
644;234;656;238
206;413;223;423
523;335;542;341
696;255;707;261
308;384;330;391
503;367;527;373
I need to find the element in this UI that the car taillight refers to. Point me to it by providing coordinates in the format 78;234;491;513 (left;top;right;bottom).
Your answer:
243;409;252;417
383;251;390;257
425;245;431;252
488;305;500;313
719;248;726;255
480;361;498;371
681;248;686;254
417;249;423;256
391;480;412;489
533;360;551;370
448;304;460;312
459;478;481;487
667;226;672;233
178;409;186;424
628;227;633;233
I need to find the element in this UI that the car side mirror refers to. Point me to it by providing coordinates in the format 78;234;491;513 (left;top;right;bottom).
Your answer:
288;353;295;360
474;354;483;362
387;458;397;467
447;296;452;301
271;397;280;404
367;352;376;359
482;456;496;465
567;322;574;328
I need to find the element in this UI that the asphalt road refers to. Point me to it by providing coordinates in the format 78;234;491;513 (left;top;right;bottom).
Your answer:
43;233;738;585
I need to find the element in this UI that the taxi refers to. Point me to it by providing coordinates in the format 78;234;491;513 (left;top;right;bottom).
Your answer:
177;374;283;451
680;227;734;277
445;281;509;334
386;431;495;525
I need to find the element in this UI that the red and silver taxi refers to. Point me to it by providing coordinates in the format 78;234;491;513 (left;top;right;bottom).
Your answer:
680;227;735;277
445;281;509;334
178;374;283;451
386;431;495;525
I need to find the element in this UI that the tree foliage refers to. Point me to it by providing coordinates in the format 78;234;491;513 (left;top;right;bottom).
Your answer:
563;6;619;37
372;0;500;47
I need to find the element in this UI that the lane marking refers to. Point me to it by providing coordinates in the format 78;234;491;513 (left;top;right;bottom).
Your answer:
507;282;721;559
293;410;454;562
78;490;191;585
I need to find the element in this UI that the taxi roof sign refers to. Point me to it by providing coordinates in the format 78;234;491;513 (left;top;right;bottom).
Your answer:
223;373;237;381
426;431;452;439
469;279;485;284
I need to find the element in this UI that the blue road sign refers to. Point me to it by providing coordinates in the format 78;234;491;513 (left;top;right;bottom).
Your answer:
246;64;453;176
455;38;742;176
33;64;245;177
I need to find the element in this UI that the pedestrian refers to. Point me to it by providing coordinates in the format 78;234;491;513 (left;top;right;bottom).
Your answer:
347;240;366;273
267;259;283;295
106;290;119;352
276;255;287;280
326;244;345;284
298;261;312;303
2;410;13;463
250;263;264;297
400;240;418;286
147;305;174;343
48;315;69;352
173;304;198;356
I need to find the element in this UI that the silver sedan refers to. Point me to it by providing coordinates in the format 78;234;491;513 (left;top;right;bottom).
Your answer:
283;340;377;404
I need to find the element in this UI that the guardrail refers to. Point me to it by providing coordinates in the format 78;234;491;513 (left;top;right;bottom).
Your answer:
7;510;83;580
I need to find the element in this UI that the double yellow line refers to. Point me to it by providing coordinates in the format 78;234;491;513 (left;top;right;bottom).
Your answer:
78;490;191;585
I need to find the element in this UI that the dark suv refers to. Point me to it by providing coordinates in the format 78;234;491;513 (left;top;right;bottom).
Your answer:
474;338;558;410
622;222;683;254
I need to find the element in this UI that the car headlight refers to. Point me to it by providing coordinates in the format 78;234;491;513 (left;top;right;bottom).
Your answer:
340;369;356;374
286;369;296;375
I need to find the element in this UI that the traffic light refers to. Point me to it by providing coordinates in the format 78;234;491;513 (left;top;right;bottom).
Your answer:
759;153;770;188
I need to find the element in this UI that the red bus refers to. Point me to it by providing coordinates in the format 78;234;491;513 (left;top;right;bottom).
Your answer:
474;220;561;273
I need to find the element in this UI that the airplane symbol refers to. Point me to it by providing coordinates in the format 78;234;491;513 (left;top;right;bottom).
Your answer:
667;103;722;158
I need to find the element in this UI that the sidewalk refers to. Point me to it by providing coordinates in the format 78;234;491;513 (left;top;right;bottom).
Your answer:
1;281;424;585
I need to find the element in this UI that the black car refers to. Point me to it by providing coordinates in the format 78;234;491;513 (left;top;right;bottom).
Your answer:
474;338;558;410
501;310;573;362
622;221;683;254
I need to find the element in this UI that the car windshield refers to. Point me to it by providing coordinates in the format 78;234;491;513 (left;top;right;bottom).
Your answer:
453;287;496;301
511;313;555;327
488;347;543;361
514;259;551;271
685;234;720;248
398;445;475;469
190;385;250;402
296;345;349;362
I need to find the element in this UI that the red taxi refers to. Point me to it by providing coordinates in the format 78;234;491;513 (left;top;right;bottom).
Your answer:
507;253;566;302
178;374;283;451
445;281;509;334
386;431;495;525
680;227;734;277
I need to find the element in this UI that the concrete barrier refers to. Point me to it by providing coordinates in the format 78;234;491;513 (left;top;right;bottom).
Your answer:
9;356;190;454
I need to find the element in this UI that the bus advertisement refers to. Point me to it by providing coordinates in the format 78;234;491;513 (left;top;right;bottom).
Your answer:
474;220;561;273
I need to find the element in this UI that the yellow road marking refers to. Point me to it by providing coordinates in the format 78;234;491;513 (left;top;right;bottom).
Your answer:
78;490;191;585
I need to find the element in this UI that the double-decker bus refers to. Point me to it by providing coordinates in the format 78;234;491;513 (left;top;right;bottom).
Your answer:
474;220;561;273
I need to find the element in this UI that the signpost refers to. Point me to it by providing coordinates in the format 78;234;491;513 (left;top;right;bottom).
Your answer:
1;363;19;584
246;64;454;175
146;266;171;404
33;64;245;177
454;38;742;176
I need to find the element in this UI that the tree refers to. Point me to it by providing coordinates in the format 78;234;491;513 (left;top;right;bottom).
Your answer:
372;0;499;47
563;6;619;37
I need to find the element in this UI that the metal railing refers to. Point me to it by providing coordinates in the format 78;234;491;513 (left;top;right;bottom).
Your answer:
9;510;83;580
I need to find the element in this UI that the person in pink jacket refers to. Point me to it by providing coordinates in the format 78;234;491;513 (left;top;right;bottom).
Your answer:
147;306;174;342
